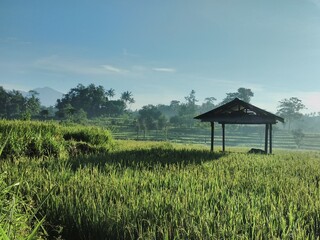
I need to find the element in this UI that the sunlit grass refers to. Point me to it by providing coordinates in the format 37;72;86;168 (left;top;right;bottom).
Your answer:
1;138;320;239
0;119;114;160
1;120;320;239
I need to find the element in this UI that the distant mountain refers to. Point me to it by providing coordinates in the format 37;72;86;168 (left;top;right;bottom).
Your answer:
4;86;64;107
33;87;64;107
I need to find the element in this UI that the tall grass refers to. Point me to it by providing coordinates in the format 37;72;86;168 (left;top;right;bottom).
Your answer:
1;120;320;239
1;140;320;239
0;120;114;159
0;129;45;239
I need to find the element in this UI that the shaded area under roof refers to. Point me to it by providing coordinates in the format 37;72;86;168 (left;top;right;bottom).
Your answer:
194;98;284;153
194;98;284;124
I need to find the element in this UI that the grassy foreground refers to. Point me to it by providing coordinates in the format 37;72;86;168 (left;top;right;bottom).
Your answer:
1;137;320;239
0;120;114;159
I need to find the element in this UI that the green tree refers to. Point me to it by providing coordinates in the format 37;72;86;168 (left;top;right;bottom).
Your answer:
169;115;184;127
237;88;254;102
56;84;108;118
156;104;177;119
158;100;181;118
0;87;41;119
39;109;49;119
7;90;26;118
55;84;134;119
0;87;9;118
138;105;167;133
72;108;88;123
25;90;41;116
292;129;305;148
277;97;306;129
104;100;126;116
220;87;254;105
56;103;76;119
121;91;135;108
179;90;198;116
172;90;199;127
200;97;216;113
170;100;180;112
185;90;198;106
157;115;167;130
106;88;115;99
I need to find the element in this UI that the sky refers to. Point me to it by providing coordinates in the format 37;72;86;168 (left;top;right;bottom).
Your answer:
1;0;320;113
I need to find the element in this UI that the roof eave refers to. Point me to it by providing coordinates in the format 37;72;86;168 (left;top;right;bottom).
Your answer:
194;98;285;124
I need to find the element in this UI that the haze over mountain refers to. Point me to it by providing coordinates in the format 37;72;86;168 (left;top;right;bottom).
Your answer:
33;87;63;107
18;87;63;107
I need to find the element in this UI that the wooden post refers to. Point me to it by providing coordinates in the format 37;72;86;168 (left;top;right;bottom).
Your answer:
210;122;214;152
269;124;272;154
265;124;269;154
222;123;225;152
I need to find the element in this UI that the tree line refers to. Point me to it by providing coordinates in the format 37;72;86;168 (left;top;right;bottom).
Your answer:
55;84;134;120
0;87;41;120
0;84;313;133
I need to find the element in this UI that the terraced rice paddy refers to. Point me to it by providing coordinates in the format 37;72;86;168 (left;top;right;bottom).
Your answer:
113;125;320;151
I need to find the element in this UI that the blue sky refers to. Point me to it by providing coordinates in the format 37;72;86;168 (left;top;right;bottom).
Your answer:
1;0;320;113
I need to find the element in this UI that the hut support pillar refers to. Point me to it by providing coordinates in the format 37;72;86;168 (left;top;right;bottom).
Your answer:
210;122;214;152
265;124;269;154
222;123;225;152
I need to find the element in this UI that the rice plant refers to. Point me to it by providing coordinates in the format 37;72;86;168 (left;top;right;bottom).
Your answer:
0;120;114;160
0;129;45;239
1;120;320;239
1;141;320;239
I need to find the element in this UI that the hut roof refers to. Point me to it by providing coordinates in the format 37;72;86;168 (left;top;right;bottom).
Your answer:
194;98;284;124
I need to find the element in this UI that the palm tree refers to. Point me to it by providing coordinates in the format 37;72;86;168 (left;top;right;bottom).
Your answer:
106;88;115;99
121;91;135;104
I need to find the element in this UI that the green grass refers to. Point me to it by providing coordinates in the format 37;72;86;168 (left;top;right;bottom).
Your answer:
1;138;320;239
1;120;320;239
0;129;46;239
0;120;114;160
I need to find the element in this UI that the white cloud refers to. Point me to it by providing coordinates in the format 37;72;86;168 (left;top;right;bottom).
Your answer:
131;65;148;72
101;64;127;74
152;67;176;73
34;56;128;75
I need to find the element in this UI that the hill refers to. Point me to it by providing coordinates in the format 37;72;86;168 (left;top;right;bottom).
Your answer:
16;87;63;107
33;87;63;107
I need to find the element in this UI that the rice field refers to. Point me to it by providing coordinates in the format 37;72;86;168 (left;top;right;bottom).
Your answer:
1;121;320;239
113;125;320;151
0;120;114;159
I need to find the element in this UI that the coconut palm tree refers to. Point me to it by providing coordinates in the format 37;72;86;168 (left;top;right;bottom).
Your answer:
106;88;115;99
121;91;135;104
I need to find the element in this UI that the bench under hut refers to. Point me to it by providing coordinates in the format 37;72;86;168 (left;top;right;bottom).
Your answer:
194;98;284;153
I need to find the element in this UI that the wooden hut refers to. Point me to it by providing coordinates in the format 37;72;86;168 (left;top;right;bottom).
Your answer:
194;98;284;153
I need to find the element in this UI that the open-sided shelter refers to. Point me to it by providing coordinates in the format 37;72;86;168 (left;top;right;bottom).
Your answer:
194;98;284;153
